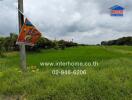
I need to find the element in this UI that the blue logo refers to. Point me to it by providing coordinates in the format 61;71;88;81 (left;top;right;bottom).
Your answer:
110;5;124;16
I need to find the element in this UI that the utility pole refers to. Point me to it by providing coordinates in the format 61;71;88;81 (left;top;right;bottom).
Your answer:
18;0;26;71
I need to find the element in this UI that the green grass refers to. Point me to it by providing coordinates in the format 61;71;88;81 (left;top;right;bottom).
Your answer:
0;46;132;100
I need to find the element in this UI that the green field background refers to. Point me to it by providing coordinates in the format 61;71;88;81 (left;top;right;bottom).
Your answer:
0;46;132;100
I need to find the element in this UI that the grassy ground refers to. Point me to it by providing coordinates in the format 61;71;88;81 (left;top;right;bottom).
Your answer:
0;46;132;100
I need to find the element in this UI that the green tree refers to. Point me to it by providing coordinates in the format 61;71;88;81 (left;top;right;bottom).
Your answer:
0;37;5;57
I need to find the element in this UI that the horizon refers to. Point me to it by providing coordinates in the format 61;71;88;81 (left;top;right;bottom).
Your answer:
0;33;132;45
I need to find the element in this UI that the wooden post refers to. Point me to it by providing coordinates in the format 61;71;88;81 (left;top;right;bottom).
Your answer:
18;0;26;71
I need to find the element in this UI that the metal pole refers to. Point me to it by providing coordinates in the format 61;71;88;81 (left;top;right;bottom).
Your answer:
18;0;26;71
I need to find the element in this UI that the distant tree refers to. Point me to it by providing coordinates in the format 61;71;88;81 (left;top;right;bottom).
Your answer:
44;38;54;49
53;40;59;50
37;37;45;48
0;33;79;52
0;38;5;57
9;33;19;51
101;37;132;46
58;40;66;50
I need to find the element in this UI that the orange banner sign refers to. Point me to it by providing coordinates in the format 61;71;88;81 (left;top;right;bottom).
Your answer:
16;18;41;46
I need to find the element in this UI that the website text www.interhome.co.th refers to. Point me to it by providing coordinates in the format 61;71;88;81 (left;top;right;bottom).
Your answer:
40;61;99;67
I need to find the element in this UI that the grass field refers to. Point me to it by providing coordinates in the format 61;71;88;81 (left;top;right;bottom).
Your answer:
0;46;132;100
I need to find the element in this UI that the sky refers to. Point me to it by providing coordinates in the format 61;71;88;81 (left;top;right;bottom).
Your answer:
0;0;132;44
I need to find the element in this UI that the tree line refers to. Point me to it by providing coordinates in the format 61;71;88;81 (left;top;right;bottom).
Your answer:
101;36;132;46
0;33;78;56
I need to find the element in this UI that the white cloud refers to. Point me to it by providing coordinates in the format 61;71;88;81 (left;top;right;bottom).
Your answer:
0;0;132;44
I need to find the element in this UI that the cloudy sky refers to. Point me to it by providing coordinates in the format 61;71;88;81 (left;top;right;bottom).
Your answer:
0;0;132;44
